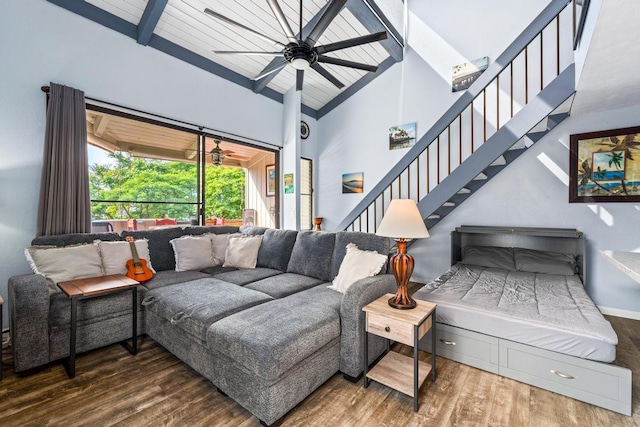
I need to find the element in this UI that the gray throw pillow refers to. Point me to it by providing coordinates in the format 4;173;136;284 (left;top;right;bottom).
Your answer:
257;228;298;271
459;246;516;270
514;248;576;275
287;231;336;282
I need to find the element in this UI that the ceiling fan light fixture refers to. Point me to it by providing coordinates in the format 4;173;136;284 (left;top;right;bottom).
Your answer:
210;140;225;166
291;57;310;70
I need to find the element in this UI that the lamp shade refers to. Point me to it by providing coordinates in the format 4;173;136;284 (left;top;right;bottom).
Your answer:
376;199;429;239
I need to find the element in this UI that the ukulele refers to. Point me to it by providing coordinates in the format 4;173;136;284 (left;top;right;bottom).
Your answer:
125;236;154;283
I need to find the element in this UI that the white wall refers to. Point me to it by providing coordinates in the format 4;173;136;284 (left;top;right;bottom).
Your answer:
316;0;640;314
281;88;301;230
0;0;284;322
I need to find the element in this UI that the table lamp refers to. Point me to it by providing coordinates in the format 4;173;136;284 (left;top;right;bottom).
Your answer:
376;199;429;309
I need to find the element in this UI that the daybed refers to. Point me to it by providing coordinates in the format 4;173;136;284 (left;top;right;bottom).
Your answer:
414;225;632;415
9;225;396;425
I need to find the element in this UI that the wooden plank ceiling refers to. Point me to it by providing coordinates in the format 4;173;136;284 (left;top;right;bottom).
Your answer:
82;0;392;112
86;110;268;167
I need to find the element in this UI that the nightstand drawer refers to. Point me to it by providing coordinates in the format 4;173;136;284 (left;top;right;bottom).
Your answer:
367;312;415;346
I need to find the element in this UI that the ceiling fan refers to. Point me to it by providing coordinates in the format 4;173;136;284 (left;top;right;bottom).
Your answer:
204;0;387;91
210;140;236;166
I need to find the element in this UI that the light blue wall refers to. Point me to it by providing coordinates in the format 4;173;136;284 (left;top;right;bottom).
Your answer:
316;0;549;231
0;0;284;322
409;104;640;313
315;0;640;315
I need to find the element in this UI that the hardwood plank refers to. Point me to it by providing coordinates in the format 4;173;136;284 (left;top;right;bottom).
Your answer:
1;317;639;426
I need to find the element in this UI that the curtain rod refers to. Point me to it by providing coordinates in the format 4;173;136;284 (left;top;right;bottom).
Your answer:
40;85;280;150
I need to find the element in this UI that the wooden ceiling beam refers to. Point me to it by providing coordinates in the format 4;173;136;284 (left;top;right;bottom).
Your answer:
93;115;110;137
87;131;119;153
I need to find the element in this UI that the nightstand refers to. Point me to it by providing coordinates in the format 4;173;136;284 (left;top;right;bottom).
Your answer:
362;294;436;411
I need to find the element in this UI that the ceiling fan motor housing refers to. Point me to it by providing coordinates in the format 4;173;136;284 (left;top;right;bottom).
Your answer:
284;43;318;69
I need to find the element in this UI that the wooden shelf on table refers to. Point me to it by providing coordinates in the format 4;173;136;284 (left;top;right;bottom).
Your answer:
366;351;432;397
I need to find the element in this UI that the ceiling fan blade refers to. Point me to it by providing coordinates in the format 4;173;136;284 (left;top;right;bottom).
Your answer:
304;0;347;48
315;31;388;54
254;59;288;81
267;0;298;44
317;55;378;72
214;51;284;56
204;8;285;48
310;63;345;89
296;70;304;91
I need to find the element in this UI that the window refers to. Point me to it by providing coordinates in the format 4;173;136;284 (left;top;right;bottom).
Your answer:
300;158;313;230
86;107;277;232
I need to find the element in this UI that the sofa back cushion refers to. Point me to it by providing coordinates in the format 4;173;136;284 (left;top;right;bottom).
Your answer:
32;232;122;247
286;231;336;282
122;228;186;272
257;229;298;271
239;225;269;236
330;231;391;279
183;225;240;235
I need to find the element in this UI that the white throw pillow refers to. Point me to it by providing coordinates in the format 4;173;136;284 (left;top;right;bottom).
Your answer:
223;235;263;269
170;234;216;272
211;233;241;266
96;239;155;275
328;243;388;293
25;244;104;290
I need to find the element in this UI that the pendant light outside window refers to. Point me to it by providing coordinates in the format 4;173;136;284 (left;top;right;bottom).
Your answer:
211;140;225;166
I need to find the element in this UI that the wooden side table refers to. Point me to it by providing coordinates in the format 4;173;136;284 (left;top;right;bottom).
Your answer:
57;274;139;379
363;294;437;411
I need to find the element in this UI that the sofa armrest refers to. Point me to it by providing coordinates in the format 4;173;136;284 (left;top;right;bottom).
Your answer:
339;274;396;379
8;274;51;372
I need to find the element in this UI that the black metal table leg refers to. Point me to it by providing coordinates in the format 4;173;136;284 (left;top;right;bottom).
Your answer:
431;308;436;382
121;287;138;356
0;300;3;380
65;297;78;379
363;313;369;388
414;324;419;412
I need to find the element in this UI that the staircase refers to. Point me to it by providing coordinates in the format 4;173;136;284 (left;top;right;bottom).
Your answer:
337;0;581;233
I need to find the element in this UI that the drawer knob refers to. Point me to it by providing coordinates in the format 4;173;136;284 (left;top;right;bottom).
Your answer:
385;326;390;332
440;339;456;346
550;369;575;380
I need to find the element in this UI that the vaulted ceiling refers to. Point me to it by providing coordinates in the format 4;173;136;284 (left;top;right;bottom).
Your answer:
49;0;404;118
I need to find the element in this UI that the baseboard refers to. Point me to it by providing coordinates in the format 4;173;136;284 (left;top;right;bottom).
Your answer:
598;306;640;321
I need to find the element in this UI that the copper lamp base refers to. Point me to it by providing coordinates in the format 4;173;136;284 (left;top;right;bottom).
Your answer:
388;239;416;310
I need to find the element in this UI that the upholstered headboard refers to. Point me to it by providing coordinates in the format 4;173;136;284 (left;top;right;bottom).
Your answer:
450;225;587;285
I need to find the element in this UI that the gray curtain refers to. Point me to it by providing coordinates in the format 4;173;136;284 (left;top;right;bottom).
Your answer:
36;83;91;236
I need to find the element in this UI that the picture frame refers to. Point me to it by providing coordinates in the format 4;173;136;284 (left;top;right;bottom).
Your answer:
389;123;417;150
266;164;276;196
342;172;364;194
284;173;294;194
452;56;488;92
569;126;640;203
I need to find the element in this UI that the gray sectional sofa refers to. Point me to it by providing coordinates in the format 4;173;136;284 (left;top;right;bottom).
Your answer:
8;225;395;425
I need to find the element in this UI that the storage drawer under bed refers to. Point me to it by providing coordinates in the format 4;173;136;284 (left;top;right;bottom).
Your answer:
498;340;632;415
419;322;632;416
419;323;499;374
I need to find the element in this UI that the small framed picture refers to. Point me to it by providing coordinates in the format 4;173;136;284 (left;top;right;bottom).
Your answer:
284;173;294;194
342;172;364;194
266;164;276;196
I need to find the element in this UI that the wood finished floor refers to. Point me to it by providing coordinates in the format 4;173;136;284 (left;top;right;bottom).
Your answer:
1;315;638;427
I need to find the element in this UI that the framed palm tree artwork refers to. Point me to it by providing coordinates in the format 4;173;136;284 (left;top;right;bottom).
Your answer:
570;126;640;202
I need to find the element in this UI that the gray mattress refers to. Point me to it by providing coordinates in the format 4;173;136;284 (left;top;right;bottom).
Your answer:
413;263;618;362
